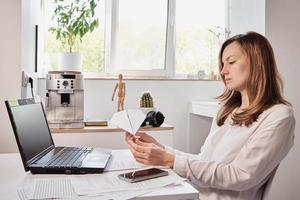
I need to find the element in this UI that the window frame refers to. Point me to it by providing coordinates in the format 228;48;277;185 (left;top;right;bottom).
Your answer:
40;0;229;78
105;0;175;77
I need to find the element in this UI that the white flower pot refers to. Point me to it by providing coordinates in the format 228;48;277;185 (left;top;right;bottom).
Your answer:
140;107;156;115
58;52;82;71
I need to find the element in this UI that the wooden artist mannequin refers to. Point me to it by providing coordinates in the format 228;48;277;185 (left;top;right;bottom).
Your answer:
112;74;126;112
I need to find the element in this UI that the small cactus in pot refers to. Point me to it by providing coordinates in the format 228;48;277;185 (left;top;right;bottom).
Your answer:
140;92;154;108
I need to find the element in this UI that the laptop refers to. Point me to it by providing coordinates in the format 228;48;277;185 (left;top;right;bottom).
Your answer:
5;98;111;174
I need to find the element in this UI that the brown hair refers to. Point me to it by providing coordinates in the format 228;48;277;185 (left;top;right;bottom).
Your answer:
216;32;290;126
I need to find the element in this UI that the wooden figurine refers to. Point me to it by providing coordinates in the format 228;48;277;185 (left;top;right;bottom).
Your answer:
112;74;126;112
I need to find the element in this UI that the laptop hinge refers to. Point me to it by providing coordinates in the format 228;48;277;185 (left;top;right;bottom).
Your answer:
27;145;56;166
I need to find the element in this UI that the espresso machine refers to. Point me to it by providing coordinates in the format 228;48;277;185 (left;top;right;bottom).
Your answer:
45;71;84;128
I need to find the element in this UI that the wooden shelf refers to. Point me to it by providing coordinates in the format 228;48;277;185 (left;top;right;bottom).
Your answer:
51;124;174;134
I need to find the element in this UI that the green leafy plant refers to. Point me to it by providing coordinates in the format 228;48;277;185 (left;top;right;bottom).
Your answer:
49;0;100;53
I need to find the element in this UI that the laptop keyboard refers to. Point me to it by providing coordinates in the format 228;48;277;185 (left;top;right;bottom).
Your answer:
45;147;92;168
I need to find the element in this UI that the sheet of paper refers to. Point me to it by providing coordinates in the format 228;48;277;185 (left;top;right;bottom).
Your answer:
110;109;146;134
18;178;111;200
71;170;186;196
17;187;31;200
18;185;153;200
98;188;157;200
104;150;142;172
87;183;187;200
104;150;167;172
18;186;111;200
30;178;77;199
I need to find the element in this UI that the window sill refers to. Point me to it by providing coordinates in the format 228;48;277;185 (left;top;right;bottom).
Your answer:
85;77;220;81
38;74;221;81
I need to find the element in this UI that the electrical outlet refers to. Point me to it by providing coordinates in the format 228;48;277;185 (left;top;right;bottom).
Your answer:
21;71;30;87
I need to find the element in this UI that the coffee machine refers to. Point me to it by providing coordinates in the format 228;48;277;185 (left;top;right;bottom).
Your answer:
45;71;84;128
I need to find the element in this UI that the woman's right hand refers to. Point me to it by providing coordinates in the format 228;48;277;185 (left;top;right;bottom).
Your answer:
125;132;174;167
135;132;164;149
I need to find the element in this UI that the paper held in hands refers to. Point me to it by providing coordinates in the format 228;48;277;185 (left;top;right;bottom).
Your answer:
110;109;146;135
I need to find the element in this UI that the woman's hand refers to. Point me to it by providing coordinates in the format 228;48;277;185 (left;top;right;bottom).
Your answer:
135;132;165;149
125;132;174;167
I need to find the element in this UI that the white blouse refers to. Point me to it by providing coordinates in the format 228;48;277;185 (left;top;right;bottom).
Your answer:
166;104;295;200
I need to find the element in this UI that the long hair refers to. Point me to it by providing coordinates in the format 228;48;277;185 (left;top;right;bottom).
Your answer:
216;32;290;126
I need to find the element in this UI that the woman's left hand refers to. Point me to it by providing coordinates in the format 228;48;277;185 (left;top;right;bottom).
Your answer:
126;134;174;167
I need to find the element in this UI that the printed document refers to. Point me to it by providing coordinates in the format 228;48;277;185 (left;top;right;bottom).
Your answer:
18;178;77;200
70;170;186;196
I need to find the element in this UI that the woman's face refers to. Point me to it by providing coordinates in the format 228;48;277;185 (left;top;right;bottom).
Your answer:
221;41;250;92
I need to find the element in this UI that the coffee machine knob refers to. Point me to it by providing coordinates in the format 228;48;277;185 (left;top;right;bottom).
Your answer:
62;80;69;87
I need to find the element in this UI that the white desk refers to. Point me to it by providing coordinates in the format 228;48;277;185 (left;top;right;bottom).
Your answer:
0;150;198;200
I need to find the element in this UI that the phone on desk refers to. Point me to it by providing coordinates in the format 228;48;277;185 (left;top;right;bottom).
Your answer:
118;168;168;183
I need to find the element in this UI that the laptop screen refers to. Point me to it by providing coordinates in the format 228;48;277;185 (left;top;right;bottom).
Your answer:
7;100;54;164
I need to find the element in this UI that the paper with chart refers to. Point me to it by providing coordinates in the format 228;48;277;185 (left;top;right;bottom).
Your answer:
110;109;146;135
17;178;78;200
17;177;125;200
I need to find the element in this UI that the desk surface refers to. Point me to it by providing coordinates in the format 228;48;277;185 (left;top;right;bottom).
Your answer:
0;150;198;200
51;124;174;134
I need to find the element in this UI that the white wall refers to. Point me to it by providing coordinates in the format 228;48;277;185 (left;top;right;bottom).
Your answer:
266;0;300;199
229;0;265;35
21;0;41;98
38;79;223;151
0;0;21;153
21;0;40;75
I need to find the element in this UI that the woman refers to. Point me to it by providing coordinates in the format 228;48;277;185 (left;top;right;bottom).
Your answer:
125;32;295;200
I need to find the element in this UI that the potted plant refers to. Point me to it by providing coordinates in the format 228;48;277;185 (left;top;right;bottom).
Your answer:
49;0;100;71
139;92;156;114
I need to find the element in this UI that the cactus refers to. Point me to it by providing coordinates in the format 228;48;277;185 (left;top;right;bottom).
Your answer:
140;92;154;108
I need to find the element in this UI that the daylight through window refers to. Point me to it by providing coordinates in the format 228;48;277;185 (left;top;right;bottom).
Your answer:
41;0;228;78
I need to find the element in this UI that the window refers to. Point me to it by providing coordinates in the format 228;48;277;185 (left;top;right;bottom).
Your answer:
42;0;106;73
176;0;227;78
115;0;167;71
41;0;228;78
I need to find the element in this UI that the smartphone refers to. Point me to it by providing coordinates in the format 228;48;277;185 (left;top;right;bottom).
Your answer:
118;168;168;183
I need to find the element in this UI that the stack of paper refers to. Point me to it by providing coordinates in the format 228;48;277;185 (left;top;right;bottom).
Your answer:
70;170;186;200
17;171;186;200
